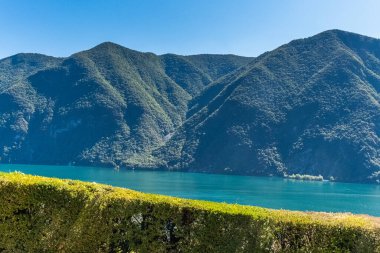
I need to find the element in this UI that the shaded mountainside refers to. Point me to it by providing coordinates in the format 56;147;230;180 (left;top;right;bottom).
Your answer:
156;30;380;183
1;30;380;183
0;42;251;167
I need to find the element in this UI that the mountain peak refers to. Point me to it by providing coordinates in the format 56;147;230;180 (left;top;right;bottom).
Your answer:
88;41;128;52
318;29;351;35
2;30;380;183
310;29;380;44
81;41;159;59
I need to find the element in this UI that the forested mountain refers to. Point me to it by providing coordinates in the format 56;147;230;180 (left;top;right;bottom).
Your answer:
156;30;380;183
0;42;251;167
1;30;380;183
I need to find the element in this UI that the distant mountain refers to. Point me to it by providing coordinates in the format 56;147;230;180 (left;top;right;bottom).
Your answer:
0;42;251;167
2;30;380;183
155;30;380;183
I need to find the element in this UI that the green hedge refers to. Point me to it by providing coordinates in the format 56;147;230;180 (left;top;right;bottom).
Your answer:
0;172;379;253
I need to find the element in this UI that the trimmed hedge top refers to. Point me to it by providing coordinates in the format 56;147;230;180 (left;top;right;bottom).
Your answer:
0;172;379;252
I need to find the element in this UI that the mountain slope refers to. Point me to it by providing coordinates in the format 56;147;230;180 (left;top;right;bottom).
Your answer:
160;53;253;96
2;31;380;183
155;30;380;183
0;43;251;167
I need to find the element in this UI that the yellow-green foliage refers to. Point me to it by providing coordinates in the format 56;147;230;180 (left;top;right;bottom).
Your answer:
0;172;379;253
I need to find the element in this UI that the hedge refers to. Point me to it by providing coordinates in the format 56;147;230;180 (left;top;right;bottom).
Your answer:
0;172;379;252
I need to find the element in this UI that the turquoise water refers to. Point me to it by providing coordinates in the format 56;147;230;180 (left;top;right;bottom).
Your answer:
1;164;380;216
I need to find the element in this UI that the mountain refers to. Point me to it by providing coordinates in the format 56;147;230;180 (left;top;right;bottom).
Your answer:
2;30;380;183
160;53;253;96
155;30;380;183
0;42;251;167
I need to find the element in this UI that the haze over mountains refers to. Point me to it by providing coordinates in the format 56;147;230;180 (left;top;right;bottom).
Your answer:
1;30;380;183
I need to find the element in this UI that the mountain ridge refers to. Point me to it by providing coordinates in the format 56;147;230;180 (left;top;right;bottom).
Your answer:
0;41;252;169
1;29;380;183
154;29;380;183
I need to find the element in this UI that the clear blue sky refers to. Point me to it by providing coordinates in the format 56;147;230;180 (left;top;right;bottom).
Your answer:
1;0;379;59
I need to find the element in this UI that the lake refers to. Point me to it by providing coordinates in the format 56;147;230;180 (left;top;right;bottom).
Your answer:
1;164;379;216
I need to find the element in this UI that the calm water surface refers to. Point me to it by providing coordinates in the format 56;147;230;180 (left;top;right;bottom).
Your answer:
1;164;379;216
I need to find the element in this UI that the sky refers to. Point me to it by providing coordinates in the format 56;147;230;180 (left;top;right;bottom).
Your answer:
0;0;380;59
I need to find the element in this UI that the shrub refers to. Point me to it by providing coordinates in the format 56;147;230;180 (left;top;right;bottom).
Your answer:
0;172;379;252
